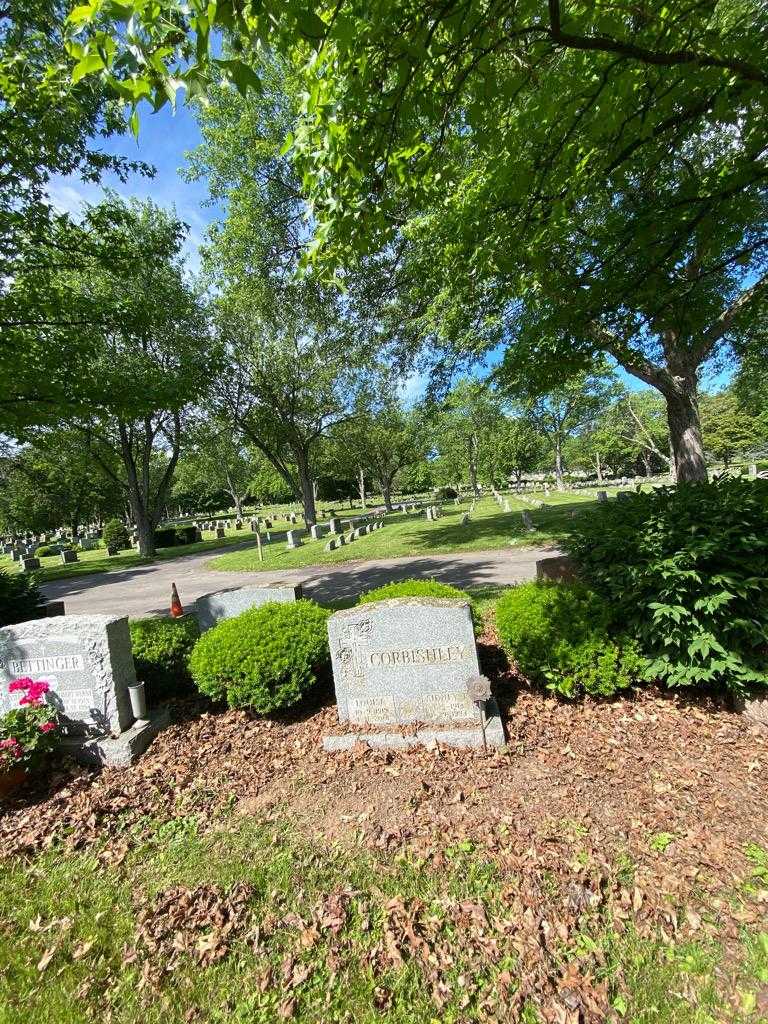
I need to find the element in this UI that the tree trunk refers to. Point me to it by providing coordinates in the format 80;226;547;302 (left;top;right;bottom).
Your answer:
642;453;652;476
468;434;480;496
358;467;367;509
295;448;317;526
664;384;708;483
134;509;155;557
594;450;603;484
554;437;564;489
381;475;394;512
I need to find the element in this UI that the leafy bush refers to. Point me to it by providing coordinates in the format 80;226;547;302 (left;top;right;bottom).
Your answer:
102;518;130;551
359;578;476;627
0;570;41;627
129;616;200;702
435;486;458;499
359;578;470;605
153;525;198;548
564;478;768;693
34;543;74;558
189;600;331;713
496;581;644;698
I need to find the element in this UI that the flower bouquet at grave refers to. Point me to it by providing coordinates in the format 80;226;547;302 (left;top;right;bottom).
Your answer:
0;679;59;790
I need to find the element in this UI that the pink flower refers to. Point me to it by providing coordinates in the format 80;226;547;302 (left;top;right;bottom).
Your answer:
8;677;33;693
39;722;56;734
18;681;49;706
0;737;22;759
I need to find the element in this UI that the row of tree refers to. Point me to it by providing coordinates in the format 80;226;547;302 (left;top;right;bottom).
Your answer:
3;329;763;542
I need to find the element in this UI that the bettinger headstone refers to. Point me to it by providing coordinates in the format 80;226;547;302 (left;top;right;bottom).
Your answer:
0;615;168;766
324;598;504;751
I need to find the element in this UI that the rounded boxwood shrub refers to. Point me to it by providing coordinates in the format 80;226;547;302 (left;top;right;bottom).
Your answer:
129;615;200;702
359;578;470;604
496;581;644;698
189;600;331;713
102;518;130;551
563;477;768;693
358;578;476;626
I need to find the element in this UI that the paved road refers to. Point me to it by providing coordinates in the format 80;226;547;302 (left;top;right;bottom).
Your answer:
41;545;554;618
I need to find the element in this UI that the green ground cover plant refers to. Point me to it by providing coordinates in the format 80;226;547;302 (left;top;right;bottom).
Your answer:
564;478;768;693
496;581;645;698
189;600;331;712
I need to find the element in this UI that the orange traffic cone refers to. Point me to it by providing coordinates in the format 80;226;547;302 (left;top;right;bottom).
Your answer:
170;582;184;618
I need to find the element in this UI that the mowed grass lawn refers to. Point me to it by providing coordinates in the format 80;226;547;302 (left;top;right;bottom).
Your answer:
3;490;620;584
207;496;596;573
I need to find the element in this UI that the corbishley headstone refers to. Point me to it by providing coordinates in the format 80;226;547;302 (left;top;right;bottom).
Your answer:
0;615;168;766
194;583;303;632
324;598;504;751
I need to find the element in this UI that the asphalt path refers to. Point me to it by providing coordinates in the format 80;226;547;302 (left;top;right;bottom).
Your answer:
41;544;553;618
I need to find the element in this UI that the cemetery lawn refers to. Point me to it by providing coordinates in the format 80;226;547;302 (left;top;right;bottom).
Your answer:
2;608;767;1023
208;496;594;573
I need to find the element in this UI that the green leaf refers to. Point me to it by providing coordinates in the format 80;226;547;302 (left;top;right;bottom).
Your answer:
71;53;105;84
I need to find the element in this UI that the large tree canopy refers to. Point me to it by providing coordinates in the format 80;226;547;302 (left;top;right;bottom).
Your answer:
64;1;768;484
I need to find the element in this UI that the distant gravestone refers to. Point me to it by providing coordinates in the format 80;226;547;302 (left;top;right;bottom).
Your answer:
286;529;303;549
596;491;608;502
521;510;536;532
60;549;78;564
324;598;504;751
536;555;578;582
328;517;341;534
310;524;323;540
21;557;40;572
0;615;167;765
216;527;225;539
194;584;303;632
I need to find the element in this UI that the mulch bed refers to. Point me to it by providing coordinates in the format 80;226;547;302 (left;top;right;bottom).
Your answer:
2;629;767;1021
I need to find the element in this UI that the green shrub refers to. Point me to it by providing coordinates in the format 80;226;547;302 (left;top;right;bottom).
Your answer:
0;569;41;627
496;581;643;698
189;600;331;713
129;616;200;702
153;525;198;548
34;543;74;558
564;478;768;693
359;578;475;626
102;518;130;551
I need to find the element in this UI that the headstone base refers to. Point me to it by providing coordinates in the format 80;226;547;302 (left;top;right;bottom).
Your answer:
60;708;171;768
323;700;505;752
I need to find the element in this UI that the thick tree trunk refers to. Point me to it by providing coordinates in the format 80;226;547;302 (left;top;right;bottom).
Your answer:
554;438;564;489
358;468;367;509
134;510;155;557
664;384;708;483
642;453;652;477
594;450;603;484
380;473;398;512
468;434;480;496
295;449;317;526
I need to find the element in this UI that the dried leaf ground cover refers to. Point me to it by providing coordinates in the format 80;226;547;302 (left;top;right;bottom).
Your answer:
2;634;768;1023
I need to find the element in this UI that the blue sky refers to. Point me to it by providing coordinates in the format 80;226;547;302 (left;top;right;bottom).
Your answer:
47;102;215;273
